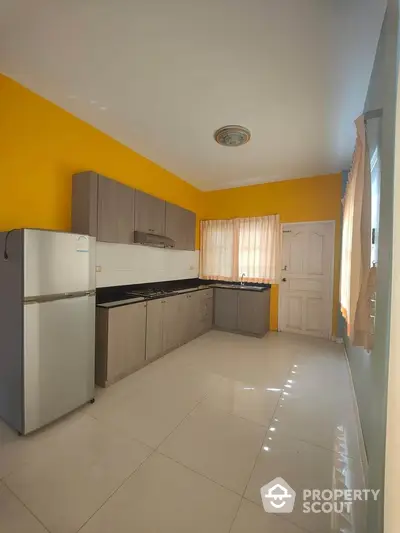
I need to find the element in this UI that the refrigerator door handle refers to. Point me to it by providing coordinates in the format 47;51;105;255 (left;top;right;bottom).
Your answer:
24;290;96;305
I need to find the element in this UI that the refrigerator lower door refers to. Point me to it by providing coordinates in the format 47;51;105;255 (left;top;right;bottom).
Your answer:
23;294;95;434
24;230;96;298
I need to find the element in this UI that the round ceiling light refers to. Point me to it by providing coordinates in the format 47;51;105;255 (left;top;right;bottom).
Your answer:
214;125;251;147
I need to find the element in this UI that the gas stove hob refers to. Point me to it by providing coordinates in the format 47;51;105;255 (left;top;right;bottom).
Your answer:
126;288;176;299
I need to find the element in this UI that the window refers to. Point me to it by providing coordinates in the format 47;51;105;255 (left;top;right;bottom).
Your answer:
370;146;381;266
200;219;235;280
200;215;280;283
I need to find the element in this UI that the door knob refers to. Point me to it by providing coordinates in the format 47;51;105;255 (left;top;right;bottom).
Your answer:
282;278;287;282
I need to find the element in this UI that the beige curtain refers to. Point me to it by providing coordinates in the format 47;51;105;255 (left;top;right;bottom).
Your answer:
340;115;374;346
236;215;280;283
200;215;280;283
200;219;235;280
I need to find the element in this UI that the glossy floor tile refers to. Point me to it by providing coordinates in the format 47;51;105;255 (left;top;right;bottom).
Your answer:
0;331;365;533
159;402;266;493
201;376;282;426
230;498;306;533
245;433;363;532
4;414;152;533
0;481;47;533
79;452;241;533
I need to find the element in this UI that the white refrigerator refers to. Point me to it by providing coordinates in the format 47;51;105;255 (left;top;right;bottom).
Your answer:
0;229;96;434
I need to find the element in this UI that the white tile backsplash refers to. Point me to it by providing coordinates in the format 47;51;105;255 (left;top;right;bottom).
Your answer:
95;242;199;287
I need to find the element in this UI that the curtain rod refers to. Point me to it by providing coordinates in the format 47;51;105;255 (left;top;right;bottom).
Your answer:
364;108;382;122
201;214;279;222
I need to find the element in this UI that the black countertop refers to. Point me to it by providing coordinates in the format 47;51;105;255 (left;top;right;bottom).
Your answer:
97;278;271;308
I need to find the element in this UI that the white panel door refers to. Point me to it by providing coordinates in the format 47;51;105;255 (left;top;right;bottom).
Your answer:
279;221;335;338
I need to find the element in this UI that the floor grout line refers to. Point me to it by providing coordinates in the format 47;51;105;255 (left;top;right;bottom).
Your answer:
227;368;291;532
76;388;212;532
153;392;211;452
156;450;243;497
240;494;313;533
76;449;156;533
2;480;52;533
1;333;360;533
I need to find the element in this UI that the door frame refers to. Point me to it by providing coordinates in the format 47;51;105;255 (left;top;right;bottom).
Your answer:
277;220;336;338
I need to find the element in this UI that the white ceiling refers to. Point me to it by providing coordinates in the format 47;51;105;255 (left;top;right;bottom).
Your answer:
0;0;386;190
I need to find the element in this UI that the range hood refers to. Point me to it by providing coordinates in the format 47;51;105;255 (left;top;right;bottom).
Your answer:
133;231;175;248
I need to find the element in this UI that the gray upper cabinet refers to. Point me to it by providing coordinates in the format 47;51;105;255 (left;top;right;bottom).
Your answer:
135;190;166;236
214;288;238;331
165;202;196;250
72;171;195;249
97;175;135;244
72;171;99;238
72;172;135;244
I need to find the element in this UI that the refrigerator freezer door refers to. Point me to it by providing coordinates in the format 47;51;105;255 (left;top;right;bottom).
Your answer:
24;230;95;298
23;295;95;434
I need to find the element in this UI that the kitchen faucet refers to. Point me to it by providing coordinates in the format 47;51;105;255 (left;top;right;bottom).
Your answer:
240;273;246;286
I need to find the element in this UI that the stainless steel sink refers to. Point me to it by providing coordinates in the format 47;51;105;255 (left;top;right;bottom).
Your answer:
213;283;265;291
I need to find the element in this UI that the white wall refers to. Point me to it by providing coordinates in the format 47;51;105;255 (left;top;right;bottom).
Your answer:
385;41;400;533
95;242;199;287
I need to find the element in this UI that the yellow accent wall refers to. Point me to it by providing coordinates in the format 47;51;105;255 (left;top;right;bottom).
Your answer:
202;174;342;334
0;75;342;334
0;75;203;246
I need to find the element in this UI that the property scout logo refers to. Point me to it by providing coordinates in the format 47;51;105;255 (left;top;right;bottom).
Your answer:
260;478;380;515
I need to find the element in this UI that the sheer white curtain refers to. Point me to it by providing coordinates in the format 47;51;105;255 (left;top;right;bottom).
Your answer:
200;215;280;283
340;115;373;344
200;219;235;280
237;216;280;283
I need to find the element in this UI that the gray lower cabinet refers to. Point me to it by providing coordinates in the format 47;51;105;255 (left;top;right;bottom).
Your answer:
201;289;214;332
213;288;270;337
237;290;270;337
135;190;166;235
146;292;207;364
214;288;239;331
182;293;197;343
145;298;165;362
96;289;214;386
165;202;196;250
191;288;213;337
162;293;186;353
146;290;214;363
95;302;147;387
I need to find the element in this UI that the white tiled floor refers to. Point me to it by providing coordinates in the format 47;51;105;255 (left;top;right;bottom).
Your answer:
0;331;365;533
